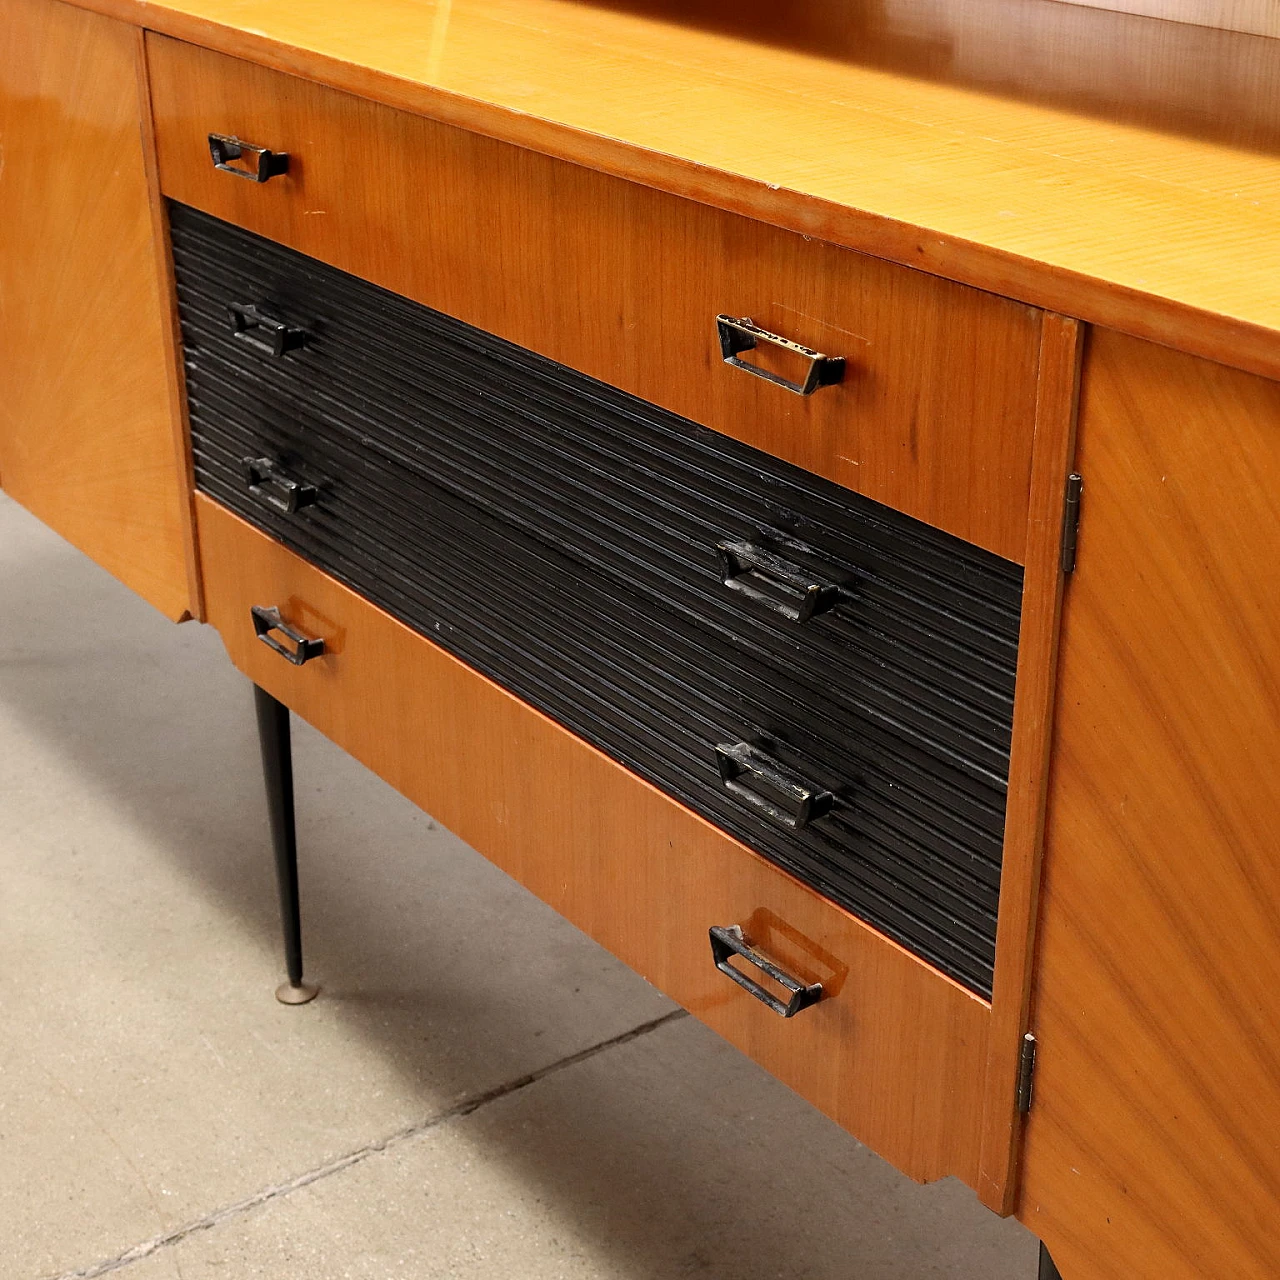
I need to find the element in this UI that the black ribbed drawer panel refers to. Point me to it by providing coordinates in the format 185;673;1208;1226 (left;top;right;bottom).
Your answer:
171;203;1024;997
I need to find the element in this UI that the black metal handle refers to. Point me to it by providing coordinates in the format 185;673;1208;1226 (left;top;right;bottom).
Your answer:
242;457;318;515
227;302;310;357
716;315;845;396
717;541;841;623
715;741;834;830
208;132;290;183
251;606;325;666
708;925;823;1018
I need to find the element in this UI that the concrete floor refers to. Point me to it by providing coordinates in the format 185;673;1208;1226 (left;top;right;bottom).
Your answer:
0;490;1041;1279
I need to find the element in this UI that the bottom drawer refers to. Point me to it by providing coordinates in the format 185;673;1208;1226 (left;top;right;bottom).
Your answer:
196;493;993;1188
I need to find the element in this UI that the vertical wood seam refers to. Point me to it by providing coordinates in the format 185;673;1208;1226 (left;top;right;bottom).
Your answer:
975;311;1085;1213
134;24;206;621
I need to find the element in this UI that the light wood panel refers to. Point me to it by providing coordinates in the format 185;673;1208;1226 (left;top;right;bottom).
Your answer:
196;493;994;1189
976;313;1083;1213
149;38;1044;563
0;0;195;620
1018;329;1280;1278
59;0;1280;379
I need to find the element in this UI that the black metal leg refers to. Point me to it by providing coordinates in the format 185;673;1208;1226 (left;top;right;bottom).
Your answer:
1039;1243;1063;1280
253;684;318;1005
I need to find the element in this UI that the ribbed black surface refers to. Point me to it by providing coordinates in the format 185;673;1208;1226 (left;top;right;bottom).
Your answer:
171;202;1023;996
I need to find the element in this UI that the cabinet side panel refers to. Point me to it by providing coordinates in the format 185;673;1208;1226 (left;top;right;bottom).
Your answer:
0;0;193;620
1018;328;1280;1279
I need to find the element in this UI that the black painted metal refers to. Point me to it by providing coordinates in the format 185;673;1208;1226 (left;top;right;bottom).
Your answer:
208;132;289;183
252;605;326;666
1061;472;1084;574
253;683;305;990
715;313;846;396
1017;1031;1039;1114
1038;1243;1064;1280
227;301;310;357
172;203;1024;997
243;456;319;514
709;925;824;1018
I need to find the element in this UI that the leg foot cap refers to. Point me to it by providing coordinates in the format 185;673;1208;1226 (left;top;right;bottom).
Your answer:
275;980;319;1005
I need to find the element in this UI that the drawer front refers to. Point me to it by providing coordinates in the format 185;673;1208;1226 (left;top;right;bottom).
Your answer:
148;34;1043;564
172;204;1023;998
195;492;993;1187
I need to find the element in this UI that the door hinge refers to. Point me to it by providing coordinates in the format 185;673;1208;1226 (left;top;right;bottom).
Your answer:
1060;473;1083;574
1017;1032;1038;1114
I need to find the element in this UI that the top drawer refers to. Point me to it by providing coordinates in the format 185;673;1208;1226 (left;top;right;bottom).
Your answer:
147;35;1044;563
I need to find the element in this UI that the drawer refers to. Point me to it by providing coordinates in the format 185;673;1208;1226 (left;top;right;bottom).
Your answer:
171;204;1024;998
148;35;1044;564
194;491;993;1188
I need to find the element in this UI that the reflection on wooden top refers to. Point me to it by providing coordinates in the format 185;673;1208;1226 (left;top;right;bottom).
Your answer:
65;0;1280;373
607;0;1280;157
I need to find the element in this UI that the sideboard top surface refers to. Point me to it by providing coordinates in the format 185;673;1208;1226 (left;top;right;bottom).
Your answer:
66;0;1280;378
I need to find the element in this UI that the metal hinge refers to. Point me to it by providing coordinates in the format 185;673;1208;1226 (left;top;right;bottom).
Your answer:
1060;473;1083;574
1017;1032;1038;1114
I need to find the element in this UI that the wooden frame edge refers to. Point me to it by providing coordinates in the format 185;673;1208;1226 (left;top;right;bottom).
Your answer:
975;312;1084;1213
134;24;205;621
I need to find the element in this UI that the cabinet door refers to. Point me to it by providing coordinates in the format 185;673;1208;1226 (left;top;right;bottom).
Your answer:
1019;328;1280;1279
0;0;195;620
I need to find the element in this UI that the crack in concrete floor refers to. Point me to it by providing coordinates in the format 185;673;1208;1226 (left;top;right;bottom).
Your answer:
47;1010;688;1280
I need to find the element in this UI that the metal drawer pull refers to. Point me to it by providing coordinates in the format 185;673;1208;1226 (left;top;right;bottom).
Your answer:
717;540;840;623
715;741;834;830
242;457;318;515
716;314;845;396
251;606;325;666
208;132;290;183
227;302;310;357
709;925;823;1018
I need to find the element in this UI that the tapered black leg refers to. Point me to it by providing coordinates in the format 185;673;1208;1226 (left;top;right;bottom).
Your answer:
253;684;318;1005
1039;1243;1062;1280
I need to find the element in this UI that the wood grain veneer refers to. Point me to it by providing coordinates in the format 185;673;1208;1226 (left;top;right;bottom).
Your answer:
195;492;995;1189
149;37;1044;563
45;0;1280;381
0;0;195;620
1018;328;1280;1279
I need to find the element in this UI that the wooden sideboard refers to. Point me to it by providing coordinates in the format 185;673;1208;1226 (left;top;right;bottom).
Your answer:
2;1;1278;1276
